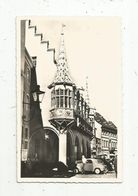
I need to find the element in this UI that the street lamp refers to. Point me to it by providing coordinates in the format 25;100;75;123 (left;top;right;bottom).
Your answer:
32;85;45;103
22;85;45;122
23;85;45;105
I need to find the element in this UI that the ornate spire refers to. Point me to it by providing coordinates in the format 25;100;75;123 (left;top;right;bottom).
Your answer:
85;76;90;106
49;24;74;88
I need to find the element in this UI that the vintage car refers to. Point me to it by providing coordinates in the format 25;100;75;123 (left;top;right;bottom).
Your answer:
75;158;107;174
96;154;115;171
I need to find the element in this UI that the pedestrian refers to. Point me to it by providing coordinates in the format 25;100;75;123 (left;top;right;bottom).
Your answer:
114;155;117;177
82;155;87;174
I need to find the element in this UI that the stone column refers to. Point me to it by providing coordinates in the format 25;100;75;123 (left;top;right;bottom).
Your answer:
58;130;67;165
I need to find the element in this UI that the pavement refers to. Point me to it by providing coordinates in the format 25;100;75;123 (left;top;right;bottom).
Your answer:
71;171;116;179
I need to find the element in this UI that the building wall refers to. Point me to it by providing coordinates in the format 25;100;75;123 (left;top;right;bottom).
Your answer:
21;47;44;162
101;128;117;157
21;48;33;161
91;121;102;156
48;83;93;165
26;126;91;166
67;129;91;165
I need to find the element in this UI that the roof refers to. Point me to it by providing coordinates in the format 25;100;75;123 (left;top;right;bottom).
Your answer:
48;29;74;88
94;112;117;132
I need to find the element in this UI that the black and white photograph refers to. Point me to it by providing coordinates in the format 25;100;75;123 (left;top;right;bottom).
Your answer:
17;17;122;182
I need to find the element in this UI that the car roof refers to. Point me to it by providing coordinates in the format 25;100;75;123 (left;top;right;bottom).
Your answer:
76;158;103;162
86;158;103;161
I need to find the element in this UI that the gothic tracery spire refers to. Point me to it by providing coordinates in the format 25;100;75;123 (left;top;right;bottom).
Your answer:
49;24;74;88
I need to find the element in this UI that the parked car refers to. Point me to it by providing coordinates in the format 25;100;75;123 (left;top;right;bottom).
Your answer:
76;158;107;174
102;158;114;171
96;154;115;171
52;161;75;177
75;160;84;173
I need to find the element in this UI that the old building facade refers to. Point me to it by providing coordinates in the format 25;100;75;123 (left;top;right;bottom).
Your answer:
21;48;45;162
21;21;45;162
95;112;117;158
20;20;117;173
101;122;117;157
48;28;93;166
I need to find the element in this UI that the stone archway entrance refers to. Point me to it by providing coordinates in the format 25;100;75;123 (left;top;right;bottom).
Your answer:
28;127;59;164
43;127;59;163
67;131;74;166
74;136;81;161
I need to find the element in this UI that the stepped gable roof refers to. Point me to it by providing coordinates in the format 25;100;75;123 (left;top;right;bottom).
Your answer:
95;112;107;125
95;112;117;132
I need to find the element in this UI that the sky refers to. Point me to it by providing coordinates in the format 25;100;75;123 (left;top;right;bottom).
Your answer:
25;16;122;130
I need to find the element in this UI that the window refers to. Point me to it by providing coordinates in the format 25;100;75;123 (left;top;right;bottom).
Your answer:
60;96;64;107
51;88;73;109
69;97;71;108
56;97;59;107
69;90;71;96
65;97;68;107
86;160;92;163
97;159;103;163
60;89;63;95
65;89;72;109
65;89;68;95
24;141;28;149
56;89;59;95
25;128;28;139
105;140;108;147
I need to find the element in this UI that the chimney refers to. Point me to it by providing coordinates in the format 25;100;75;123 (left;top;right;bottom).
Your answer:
32;56;37;67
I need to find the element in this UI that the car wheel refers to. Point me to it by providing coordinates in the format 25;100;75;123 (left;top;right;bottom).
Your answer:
74;168;79;174
94;168;101;174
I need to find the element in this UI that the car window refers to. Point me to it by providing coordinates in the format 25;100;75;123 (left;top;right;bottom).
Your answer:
97;159;103;163
86;160;92;163
76;160;82;163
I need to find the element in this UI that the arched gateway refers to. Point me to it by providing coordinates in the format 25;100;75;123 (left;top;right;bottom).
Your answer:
28;126;59;164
